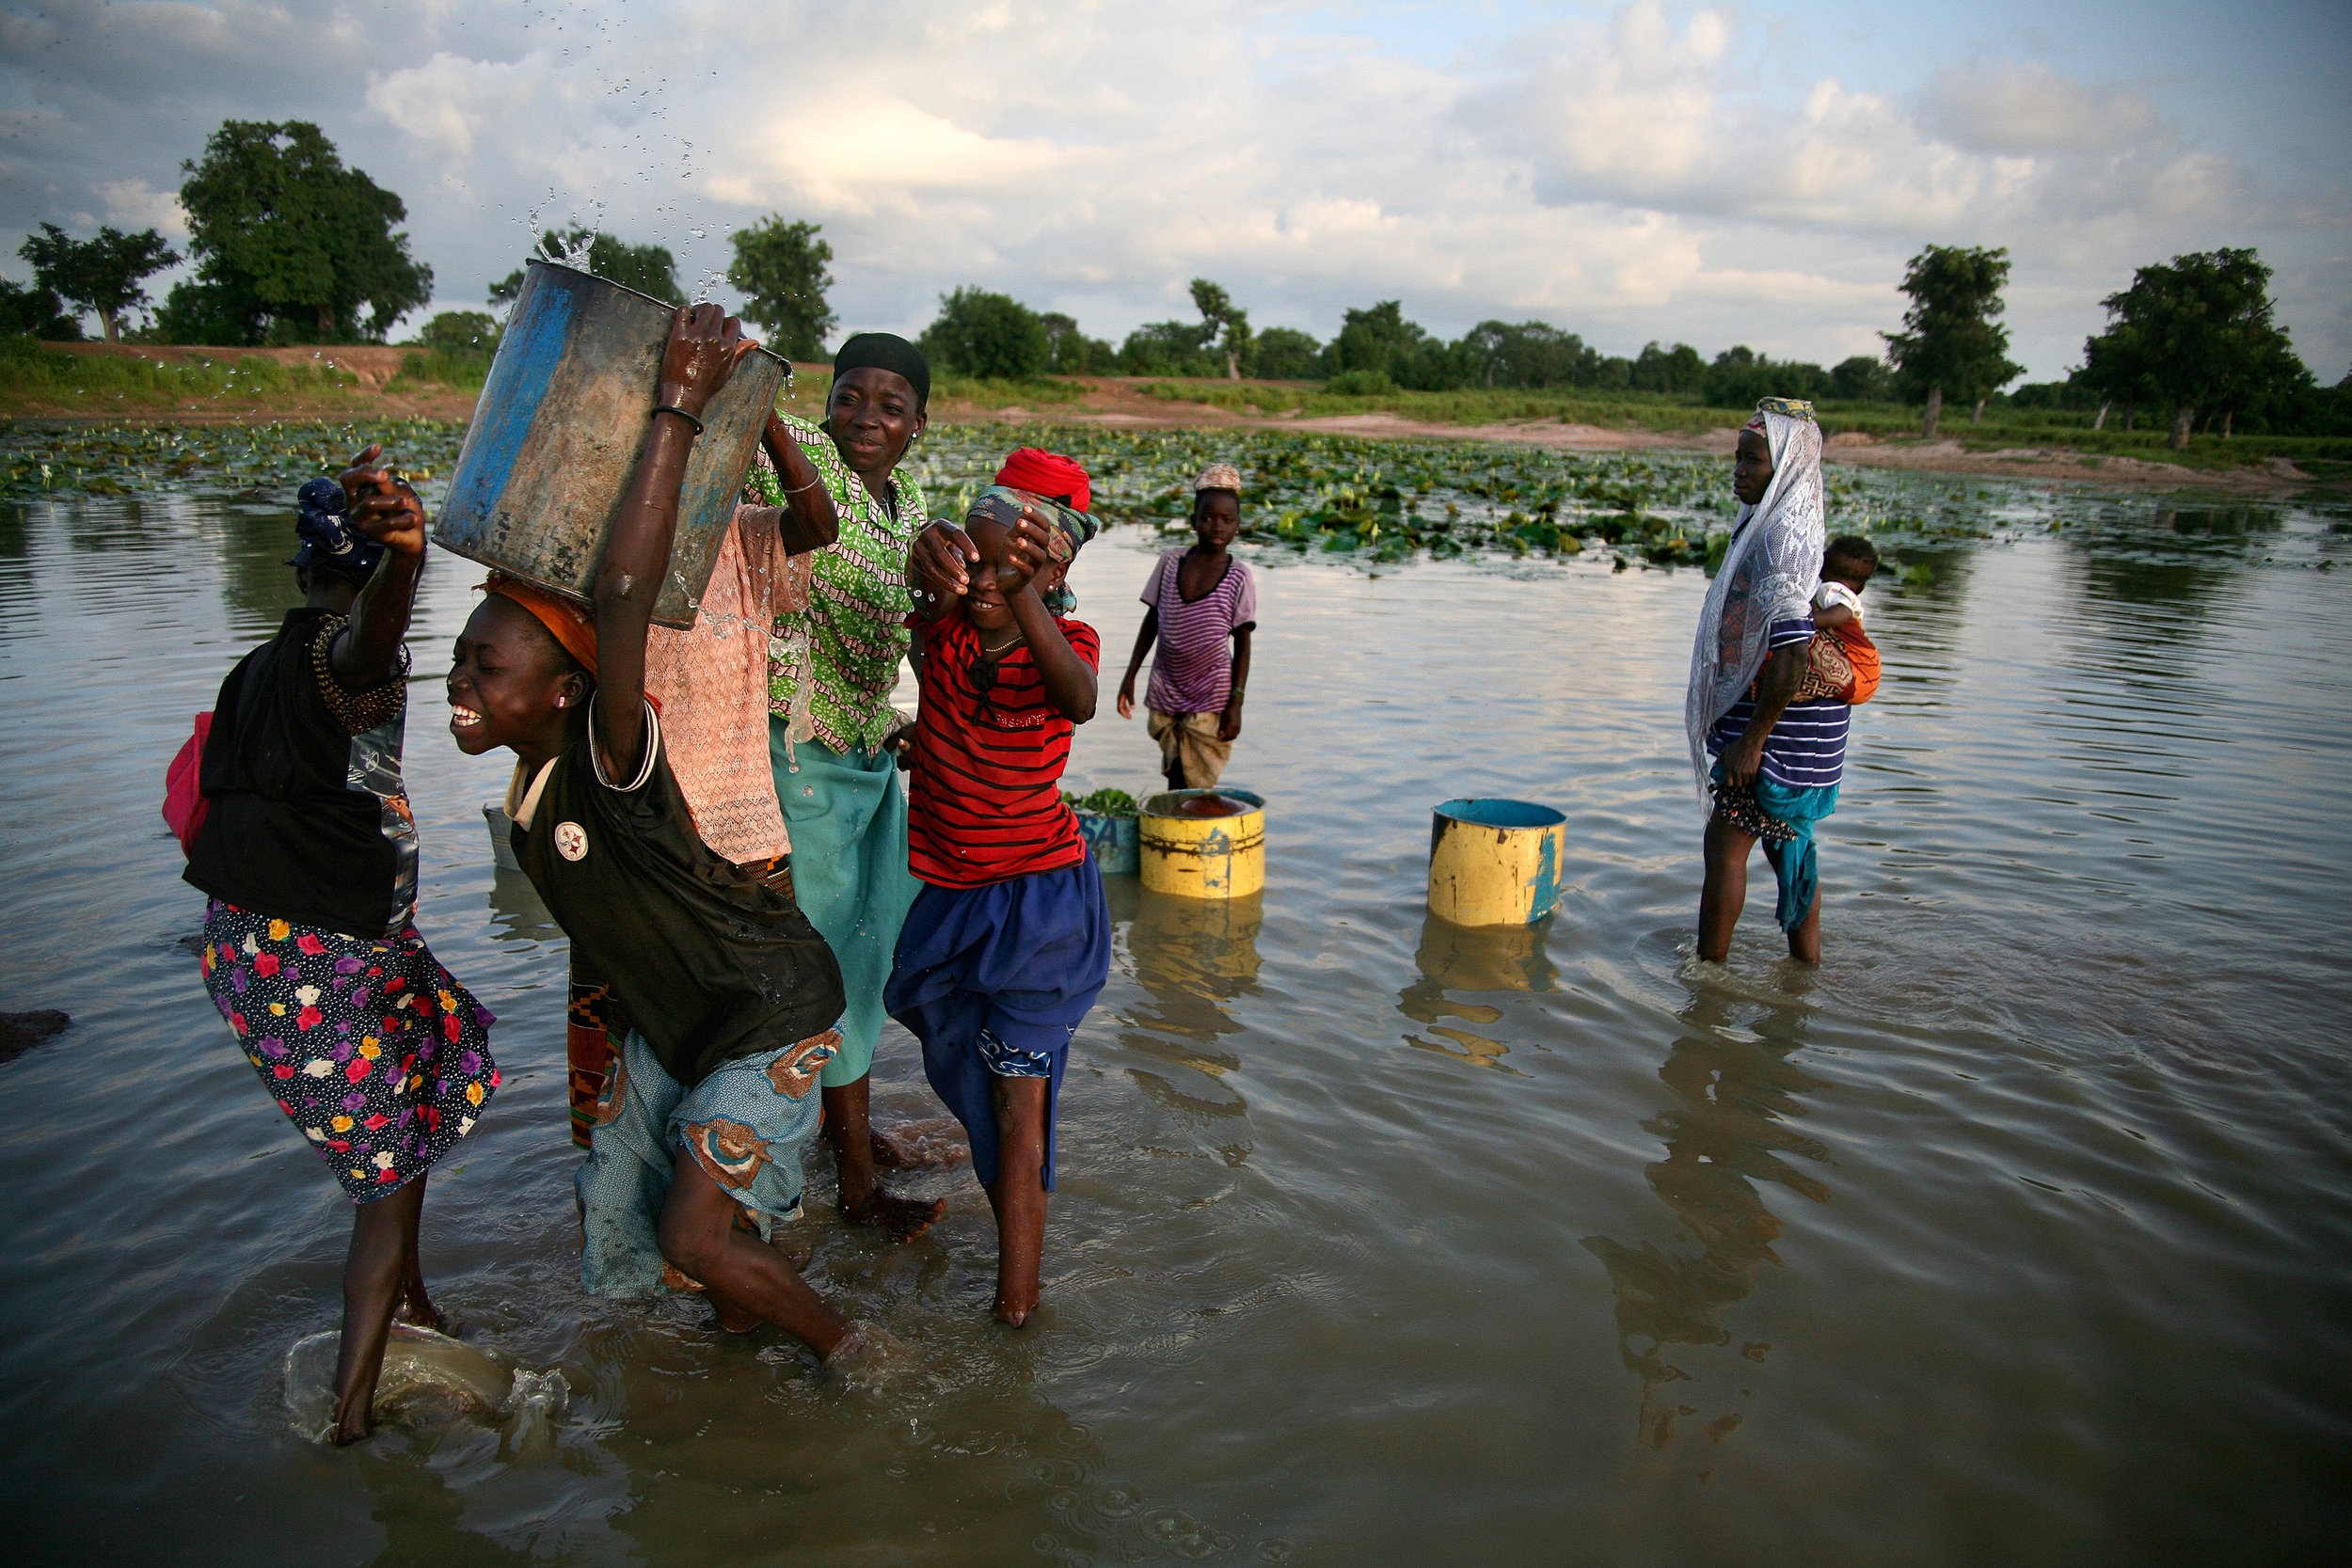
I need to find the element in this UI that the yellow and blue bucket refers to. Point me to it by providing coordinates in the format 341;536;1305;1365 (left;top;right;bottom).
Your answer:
1138;788;1265;899
1427;798;1566;927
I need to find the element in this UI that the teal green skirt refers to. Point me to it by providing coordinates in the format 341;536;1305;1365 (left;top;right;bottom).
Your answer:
771;726;922;1086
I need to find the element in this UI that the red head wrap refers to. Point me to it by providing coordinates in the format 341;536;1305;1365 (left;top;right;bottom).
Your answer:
993;448;1090;513
482;573;598;676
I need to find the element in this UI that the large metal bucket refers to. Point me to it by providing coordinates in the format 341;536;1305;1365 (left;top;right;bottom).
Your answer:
1138;788;1265;899
433;259;786;629
1427;798;1567;927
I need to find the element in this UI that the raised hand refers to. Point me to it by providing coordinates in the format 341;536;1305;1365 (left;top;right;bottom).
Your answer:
912;518;977;606
339;444;425;560
658;303;755;419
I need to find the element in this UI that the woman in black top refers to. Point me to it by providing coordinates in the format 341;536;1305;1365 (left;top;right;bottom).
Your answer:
187;449;500;1445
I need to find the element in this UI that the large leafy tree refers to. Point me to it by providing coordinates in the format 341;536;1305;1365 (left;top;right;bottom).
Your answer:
0;277;82;339
1039;312;1114;373
413;309;501;356
918;286;1047;379
168;120;432;343
1459;321;1599;388
16;224;179;342
1321;300;1425;379
726;216;834;359
1189;278;1251;380
1883;245;2022;437
490;228;682;309
2078;248;2308;447
1629;341;1706;394
1248;325;1320;380
1827;355;1896;402
1118;318;1217;376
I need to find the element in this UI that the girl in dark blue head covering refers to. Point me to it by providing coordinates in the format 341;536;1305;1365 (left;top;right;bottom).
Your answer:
287;477;388;585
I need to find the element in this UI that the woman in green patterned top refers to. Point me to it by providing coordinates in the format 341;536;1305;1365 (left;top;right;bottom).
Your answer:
750;331;961;1238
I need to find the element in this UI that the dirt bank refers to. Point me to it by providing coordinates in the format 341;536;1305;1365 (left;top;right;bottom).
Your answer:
14;349;2332;495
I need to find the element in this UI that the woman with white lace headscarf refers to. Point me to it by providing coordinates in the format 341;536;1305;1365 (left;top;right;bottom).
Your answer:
1688;398;1844;964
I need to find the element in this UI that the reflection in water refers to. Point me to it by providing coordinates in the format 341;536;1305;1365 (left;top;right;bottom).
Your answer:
1118;888;1262;1147
1581;990;1830;1450
1123;888;1263;1061
483;863;559;946
1395;911;1556;1073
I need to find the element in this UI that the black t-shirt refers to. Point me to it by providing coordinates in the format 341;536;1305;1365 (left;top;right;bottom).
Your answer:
510;704;845;1087
183;609;417;937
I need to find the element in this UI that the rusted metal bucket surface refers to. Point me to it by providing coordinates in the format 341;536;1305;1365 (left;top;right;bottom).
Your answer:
433;260;785;628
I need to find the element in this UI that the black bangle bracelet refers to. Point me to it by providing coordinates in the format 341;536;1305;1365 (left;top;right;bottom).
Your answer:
651;404;705;436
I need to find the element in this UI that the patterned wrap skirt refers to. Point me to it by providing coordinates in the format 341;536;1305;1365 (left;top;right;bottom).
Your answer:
198;898;499;1202
573;1026;840;1298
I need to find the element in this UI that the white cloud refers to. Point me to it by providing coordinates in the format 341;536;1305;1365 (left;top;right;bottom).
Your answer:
1926;61;2162;156
0;0;2343;377
97;179;185;236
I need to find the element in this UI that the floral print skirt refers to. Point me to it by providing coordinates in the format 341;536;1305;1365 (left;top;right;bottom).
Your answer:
198;898;499;1202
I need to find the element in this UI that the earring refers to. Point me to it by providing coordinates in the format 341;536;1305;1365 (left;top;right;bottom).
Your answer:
555;696;566;708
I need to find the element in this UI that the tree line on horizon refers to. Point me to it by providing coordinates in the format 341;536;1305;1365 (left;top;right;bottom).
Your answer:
4;119;2345;448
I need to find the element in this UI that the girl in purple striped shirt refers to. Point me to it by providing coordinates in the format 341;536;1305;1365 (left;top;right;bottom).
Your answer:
1116;464;1258;790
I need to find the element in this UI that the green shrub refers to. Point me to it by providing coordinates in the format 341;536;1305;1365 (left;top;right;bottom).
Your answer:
1327;369;1397;396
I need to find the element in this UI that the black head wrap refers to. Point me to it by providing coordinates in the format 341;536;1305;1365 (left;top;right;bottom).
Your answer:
285;477;384;581
833;332;930;410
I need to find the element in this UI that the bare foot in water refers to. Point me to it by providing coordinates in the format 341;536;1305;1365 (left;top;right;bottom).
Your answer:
711;1292;762;1334
993;1275;1040;1329
989;1076;1049;1328
843;1188;946;1243
827;1076;948;1241
394;1261;445;1333
871;1117;971;1170
823;1320;906;1386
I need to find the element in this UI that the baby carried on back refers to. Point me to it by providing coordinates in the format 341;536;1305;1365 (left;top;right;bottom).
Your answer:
1796;534;1883;705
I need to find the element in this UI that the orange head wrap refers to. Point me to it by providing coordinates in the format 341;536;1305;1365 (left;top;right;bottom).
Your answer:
481;573;598;677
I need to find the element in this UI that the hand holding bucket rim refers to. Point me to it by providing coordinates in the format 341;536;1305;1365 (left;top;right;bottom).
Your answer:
654;303;760;429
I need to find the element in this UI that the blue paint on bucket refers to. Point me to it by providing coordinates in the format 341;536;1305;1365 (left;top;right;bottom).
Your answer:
1076;812;1139;875
1434;799;1565;831
1531;826;1559;919
449;277;573;536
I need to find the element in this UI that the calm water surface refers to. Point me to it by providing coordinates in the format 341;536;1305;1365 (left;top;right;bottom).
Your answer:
1;466;2348;1565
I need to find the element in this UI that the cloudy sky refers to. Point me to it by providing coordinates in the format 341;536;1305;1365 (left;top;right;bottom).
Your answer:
3;0;2346;380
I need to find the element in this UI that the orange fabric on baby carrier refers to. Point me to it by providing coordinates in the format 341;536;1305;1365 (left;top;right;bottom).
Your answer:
1832;623;1880;704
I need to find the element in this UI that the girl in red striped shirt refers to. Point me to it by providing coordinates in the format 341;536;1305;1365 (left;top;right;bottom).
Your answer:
889;466;1110;1327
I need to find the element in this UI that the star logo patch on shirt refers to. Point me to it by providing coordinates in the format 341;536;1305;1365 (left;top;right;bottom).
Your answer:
554;821;589;862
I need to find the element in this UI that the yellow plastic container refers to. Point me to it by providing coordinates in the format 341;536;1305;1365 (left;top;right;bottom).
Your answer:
1427;798;1567;927
1138;788;1265;899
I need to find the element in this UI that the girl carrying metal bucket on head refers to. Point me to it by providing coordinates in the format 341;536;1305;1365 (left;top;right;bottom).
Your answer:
448;306;876;1364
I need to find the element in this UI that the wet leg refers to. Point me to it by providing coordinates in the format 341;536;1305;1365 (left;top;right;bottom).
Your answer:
1698;815;1756;963
825;1073;946;1241
984;1076;1049;1327
331;1175;427;1444
392;1180;442;1331
658;1160;850;1358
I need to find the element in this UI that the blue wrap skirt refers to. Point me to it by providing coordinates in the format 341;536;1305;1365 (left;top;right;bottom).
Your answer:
883;857;1111;1188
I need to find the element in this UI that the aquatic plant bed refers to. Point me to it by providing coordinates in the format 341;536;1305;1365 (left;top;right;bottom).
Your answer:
5;420;2342;573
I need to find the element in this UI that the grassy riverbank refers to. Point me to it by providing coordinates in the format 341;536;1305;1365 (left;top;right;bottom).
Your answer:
8;341;2345;492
